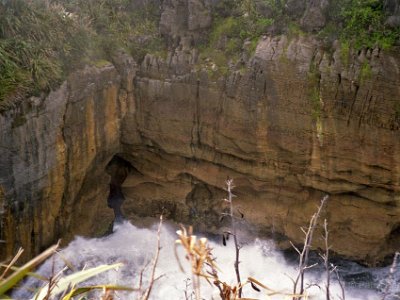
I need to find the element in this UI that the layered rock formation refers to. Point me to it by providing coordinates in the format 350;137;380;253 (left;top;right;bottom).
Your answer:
0;1;400;266
118;36;400;265
0;55;136;260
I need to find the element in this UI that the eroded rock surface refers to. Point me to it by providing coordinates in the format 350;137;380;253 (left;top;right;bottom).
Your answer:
0;60;135;260
160;0;212;46
0;25;400;265
115;36;400;265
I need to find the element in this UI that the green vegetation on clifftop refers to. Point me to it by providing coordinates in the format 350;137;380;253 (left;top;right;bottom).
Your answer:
326;0;400;49
199;0;399;77
198;0;272;77
0;0;399;106
0;0;164;108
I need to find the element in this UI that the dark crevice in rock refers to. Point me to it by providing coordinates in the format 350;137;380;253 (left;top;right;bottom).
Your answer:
106;155;133;224
347;84;360;125
30;228;35;258
58;85;70;240
358;90;371;127
387;224;400;258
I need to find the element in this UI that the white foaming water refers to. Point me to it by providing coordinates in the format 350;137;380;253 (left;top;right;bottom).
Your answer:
12;221;389;299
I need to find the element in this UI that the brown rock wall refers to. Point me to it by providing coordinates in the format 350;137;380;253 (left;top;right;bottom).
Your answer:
0;35;399;265
0;63;133;260
118;36;400;264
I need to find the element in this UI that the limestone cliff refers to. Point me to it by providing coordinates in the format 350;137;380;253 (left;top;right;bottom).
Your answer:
1;1;400;266
0;55;136;260
118;36;400;265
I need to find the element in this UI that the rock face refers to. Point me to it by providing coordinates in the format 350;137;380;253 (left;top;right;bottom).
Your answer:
300;0;329;32
118;36;400;265
0;58;135;260
160;0;212;46
1;11;400;266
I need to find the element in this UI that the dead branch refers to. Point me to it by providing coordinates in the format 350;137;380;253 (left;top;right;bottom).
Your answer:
321;219;331;300
333;267;346;300
293;195;329;299
381;251;400;300
44;256;61;300
140;215;163;300
183;278;195;300
225;179;243;298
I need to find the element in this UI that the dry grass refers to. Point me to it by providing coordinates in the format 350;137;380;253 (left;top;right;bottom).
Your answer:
175;224;304;300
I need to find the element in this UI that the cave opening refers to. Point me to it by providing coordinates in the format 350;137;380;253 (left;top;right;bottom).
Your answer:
105;155;133;224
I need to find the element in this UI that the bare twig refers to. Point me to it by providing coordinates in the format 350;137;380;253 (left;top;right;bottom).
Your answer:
333;267;346;300
293;195;329;299
140;215;163;300
43;256;60;300
290;241;302;256
381;251;400;300
183;278;194;300
225;179;243;298
137;261;151;294
321;219;331;300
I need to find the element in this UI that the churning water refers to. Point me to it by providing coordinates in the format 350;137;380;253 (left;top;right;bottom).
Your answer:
12;220;399;299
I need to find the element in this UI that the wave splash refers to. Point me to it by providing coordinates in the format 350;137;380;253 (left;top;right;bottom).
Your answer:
12;221;394;299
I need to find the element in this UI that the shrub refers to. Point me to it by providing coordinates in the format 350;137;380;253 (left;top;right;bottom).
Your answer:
0;0;165;106
199;2;273;77
327;0;400;49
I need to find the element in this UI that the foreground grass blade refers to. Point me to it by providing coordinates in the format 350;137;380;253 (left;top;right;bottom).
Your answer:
62;285;135;300
0;244;58;296
0;264;47;281
33;263;123;300
0;248;24;281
